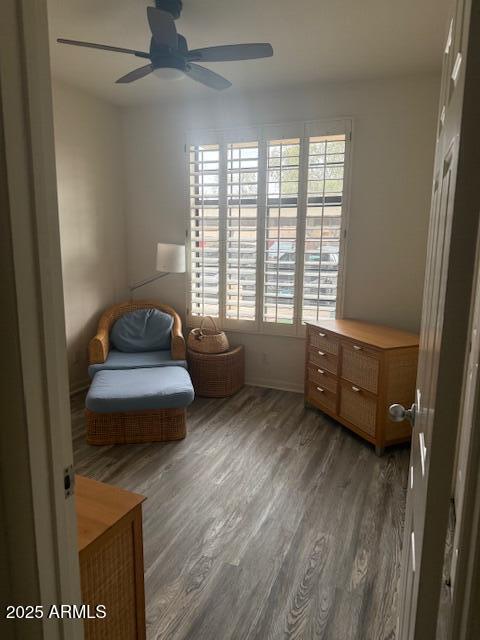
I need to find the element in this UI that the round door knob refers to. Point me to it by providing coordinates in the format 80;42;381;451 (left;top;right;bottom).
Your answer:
389;403;416;425
389;403;407;422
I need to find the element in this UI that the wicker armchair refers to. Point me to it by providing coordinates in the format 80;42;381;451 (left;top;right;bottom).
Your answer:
88;300;186;365
85;300;191;445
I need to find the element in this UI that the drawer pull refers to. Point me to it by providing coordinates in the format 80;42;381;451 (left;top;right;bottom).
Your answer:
351;386;361;393
317;369;325;375
353;345;363;351
316;387;325;393
318;332;326;338
318;350;326;357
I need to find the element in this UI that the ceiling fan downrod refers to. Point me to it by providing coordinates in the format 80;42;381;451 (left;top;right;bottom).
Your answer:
154;0;182;20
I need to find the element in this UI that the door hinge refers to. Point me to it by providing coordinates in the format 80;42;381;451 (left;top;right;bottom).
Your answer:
64;465;75;498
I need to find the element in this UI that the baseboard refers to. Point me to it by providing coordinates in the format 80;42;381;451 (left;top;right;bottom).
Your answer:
69;378;90;397
245;377;304;394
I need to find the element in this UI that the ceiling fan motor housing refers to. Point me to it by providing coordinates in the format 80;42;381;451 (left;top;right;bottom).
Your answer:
149;36;187;72
154;0;182;19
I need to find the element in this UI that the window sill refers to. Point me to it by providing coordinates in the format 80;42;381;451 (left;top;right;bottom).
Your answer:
186;319;307;340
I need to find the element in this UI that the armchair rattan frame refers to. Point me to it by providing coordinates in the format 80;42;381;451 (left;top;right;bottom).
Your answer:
88;300;186;365
86;300;188;445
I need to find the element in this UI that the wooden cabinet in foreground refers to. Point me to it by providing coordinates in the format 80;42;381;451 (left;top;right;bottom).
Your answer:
76;475;146;639
305;319;419;455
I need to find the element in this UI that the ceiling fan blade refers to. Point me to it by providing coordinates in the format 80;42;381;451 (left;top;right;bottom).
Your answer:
187;43;273;62
57;38;150;59
185;63;232;90
147;7;178;49
116;64;154;84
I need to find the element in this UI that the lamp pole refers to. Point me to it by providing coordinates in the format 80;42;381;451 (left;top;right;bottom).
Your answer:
129;272;170;292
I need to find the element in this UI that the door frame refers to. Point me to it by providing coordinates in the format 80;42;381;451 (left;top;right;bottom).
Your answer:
0;1;82;638
448;224;480;639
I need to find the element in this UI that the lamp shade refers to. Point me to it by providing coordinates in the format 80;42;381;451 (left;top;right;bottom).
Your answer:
156;243;185;273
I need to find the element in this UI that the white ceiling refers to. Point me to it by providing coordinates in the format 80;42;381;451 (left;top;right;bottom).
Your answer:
47;0;450;107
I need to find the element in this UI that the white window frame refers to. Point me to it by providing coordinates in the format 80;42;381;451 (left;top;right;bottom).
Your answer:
185;118;353;338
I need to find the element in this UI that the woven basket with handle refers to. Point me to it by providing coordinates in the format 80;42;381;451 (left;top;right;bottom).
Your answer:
187;316;229;354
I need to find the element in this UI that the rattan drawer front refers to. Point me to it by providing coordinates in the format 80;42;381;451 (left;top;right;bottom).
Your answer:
308;327;339;355
308;347;338;375
308;382;337;414
341;343;380;394
339;383;377;437
307;366;337;393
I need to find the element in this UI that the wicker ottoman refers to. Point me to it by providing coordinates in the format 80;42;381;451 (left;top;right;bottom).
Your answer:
187;345;245;397
85;366;194;444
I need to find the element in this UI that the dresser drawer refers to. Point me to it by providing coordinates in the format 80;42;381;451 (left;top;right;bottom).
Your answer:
308;327;339;355
307;382;337;414
339;383;377;437
308;347;338;375
341;343;380;394
307;365;337;393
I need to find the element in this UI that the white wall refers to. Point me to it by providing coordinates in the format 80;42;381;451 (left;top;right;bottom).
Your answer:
53;81;129;392
121;74;439;392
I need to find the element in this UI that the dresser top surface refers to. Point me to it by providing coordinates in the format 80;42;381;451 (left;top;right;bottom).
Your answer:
307;318;419;350
76;475;145;552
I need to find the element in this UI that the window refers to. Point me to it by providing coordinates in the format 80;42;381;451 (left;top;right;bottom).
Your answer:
188;120;351;336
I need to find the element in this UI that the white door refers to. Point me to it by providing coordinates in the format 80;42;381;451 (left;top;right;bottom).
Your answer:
392;0;480;637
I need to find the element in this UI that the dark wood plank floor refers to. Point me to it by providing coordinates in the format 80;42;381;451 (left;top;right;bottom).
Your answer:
71;386;409;640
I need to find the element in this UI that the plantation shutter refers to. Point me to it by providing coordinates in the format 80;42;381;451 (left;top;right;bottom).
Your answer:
263;138;301;325
226;141;259;321
189;144;220;317
187;120;351;334
302;134;347;323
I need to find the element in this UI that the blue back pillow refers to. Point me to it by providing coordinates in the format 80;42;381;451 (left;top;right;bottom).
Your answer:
110;308;173;352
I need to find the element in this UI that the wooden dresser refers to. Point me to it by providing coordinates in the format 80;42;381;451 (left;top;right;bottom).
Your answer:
76;475;146;639
305;319;419;454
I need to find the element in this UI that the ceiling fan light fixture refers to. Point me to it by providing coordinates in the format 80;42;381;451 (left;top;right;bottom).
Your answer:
153;66;184;80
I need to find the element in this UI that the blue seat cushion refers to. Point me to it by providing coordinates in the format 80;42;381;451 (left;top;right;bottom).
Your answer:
88;349;187;379
85;366;194;414
110;308;173;352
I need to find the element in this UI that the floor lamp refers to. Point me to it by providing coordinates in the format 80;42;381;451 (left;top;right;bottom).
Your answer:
130;243;186;294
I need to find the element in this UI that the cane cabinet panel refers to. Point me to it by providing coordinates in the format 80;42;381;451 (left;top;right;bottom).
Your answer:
341;343;380;394
305;319;419;454
76;475;146;639
339;382;377;438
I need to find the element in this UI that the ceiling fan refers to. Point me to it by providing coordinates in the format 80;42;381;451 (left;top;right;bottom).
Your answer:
57;0;273;90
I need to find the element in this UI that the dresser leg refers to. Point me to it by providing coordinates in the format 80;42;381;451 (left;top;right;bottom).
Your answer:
375;445;385;457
